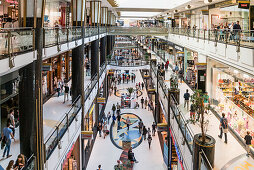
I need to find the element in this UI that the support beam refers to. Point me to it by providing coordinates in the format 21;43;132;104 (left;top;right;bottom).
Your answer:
115;8;168;12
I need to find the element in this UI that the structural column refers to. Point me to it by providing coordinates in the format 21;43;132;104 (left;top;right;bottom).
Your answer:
100;37;106;66
72;0;86;26
91;40;99;78
106;35;112;56
72;45;84;100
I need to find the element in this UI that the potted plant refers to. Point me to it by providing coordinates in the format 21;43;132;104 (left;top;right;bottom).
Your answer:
191;90;215;169
127;87;134;97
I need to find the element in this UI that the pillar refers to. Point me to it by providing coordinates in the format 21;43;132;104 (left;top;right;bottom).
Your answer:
90;0;101;26
65;52;70;80
91;40;99;77
100;37;106;66
19;62;36;159
72;45;84;100
72;0;86;26
107;35;111;56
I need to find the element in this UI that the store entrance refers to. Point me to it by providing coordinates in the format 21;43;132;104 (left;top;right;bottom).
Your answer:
0;0;19;28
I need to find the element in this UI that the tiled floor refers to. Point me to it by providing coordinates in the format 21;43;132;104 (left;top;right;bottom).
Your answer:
86;69;165;170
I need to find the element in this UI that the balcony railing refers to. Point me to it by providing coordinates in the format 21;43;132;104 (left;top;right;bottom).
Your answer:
44;95;81;160
107;59;150;67
170;28;254;48
0;28;34;59
108;27;169;35
21;154;36;170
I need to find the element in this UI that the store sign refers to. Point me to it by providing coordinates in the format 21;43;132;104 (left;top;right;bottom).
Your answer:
238;1;250;9
174;45;184;52
148;89;155;94
196;63;207;70
97;97;106;104
157;123;168;131
81;131;93;139
42;63;52;71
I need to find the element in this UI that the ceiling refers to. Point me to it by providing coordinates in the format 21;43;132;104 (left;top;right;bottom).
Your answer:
114;0;191;19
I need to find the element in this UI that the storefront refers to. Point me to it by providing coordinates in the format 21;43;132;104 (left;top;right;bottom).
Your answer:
0;0;19;28
173;44;184;70
62;137;81;170
184;48;198;89
209;3;251;30
42;52;71;99
0;71;19;133
44;0;71;27
212;67;254;150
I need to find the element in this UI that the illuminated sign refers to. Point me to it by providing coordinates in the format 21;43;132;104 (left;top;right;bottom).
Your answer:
238;1;250;9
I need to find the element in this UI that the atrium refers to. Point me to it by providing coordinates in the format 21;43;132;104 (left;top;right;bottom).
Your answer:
0;0;254;170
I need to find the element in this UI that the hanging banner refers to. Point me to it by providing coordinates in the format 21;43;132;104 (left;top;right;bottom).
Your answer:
97;97;106;104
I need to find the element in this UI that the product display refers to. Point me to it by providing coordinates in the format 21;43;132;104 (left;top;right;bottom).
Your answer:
215;77;254;148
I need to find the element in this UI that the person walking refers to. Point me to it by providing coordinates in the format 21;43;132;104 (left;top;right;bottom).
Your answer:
152;122;157;136
117;114;121;128
147;135;152;149
107;112;111;125
138;120;143;134
7;110;15;137
144;97;148;109
136;89;139;99
97;123;102;137
2;122;14;158
97;165;102;170
114;86;117;96
141;97;144;109
112;104;116;115
63;83;69;103
147;127;151;136
116;102;121;115
141;82;144;90
112;114;116;124
184;89;190;110
103;123;108;139
244;131;252;157
218;113;228;143
126;116;131;131
143;126;148;140
138;82;141;89
57;79;62;97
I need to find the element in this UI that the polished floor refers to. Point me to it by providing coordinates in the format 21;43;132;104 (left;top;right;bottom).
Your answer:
86;69;165;170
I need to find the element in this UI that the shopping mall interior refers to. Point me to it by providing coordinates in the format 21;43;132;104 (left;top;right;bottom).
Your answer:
0;0;254;169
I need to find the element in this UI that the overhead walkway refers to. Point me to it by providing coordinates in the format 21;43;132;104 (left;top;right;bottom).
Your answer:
108;27;169;36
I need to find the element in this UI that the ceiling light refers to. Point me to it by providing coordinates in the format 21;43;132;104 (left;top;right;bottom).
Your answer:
204;0;212;3
185;5;191;9
174;10;178;13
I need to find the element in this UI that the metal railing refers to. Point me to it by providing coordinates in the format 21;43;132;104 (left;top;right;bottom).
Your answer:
21;154;36;170
84;62;107;101
44;95;81;160
170;28;254;48
170;94;194;154
0;28;34;59
107;59;150;67
199;149;213;170
108;27;169;35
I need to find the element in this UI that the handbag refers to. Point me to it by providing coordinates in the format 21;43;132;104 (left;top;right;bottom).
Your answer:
223;128;228;133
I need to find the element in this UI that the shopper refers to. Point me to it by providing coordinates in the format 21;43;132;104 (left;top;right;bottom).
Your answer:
218;113;228;144
136;89;139;99
128;148;138;163
184;89;190;110
144;97;148;109
63;83;69;103
143;126;148;140
117;114;121;128
6;160;15;170
141;82;144;90
147;135;152;149
97;123;102;137
7;109;15;136
2;122;14;158
244;131;252;157
126;116;131;131
112;104;116;115
138;120;143;134
114;86;117;96
57;79;62;97
14;154;26;169
97;165;102;170
141;97;144;109
190;102;196;124
233;21;241;41
107;112;111;125
152;122;157;136
147;127;151;136
103;123;108;139
116;102;121;115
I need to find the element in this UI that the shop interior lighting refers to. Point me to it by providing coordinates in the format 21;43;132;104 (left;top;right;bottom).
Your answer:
243;74;249;78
